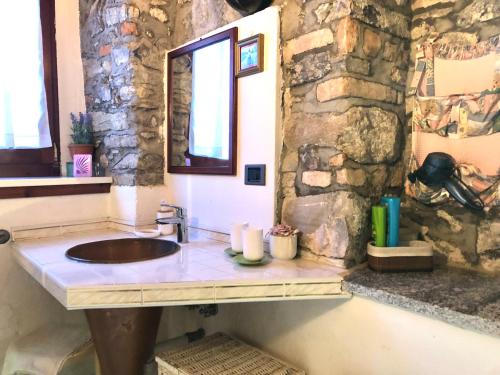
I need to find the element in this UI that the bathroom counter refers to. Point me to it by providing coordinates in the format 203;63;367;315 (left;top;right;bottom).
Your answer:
344;267;500;337
12;227;348;310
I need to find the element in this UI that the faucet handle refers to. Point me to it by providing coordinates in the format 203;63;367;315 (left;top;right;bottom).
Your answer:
162;203;186;218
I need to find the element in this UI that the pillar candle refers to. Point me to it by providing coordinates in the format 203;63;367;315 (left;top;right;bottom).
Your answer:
230;222;248;252
242;227;264;261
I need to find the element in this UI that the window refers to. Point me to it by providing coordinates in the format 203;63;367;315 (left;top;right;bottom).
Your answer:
0;0;60;177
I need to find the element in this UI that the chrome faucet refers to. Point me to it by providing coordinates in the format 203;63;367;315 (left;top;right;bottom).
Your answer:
155;204;189;243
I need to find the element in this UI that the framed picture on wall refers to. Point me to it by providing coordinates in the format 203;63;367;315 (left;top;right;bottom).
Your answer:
236;34;264;78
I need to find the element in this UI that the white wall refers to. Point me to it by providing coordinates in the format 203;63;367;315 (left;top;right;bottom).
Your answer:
55;0;87;172
164;7;282;234
0;0;99;365
202;296;500;375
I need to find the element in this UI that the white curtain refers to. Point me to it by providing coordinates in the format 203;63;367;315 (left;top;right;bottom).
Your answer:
188;40;230;160
0;0;52;149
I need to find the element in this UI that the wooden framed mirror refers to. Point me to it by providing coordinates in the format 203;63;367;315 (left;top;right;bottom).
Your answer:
167;27;238;175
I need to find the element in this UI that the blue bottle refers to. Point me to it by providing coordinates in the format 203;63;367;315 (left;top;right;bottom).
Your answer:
381;196;400;247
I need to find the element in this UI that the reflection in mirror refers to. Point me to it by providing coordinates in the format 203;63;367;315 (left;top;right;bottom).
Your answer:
167;28;237;175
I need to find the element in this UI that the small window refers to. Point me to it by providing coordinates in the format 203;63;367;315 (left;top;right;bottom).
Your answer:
0;0;60;177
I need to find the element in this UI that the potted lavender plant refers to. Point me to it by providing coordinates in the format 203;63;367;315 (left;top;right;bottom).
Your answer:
68;112;93;157
268;224;299;260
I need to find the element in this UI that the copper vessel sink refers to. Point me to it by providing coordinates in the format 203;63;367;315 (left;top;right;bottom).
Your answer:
66;238;180;264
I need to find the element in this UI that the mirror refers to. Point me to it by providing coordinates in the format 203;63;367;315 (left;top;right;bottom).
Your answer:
167;28;238;175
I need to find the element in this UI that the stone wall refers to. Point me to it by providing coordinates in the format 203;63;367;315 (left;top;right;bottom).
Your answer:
80;0;175;185
279;0;411;267
402;0;500;273
170;54;192;167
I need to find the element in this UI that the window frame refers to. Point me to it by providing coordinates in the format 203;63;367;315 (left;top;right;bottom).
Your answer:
0;0;60;178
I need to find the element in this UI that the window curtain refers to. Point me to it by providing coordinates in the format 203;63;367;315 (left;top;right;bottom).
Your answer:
0;0;52;149
188;40;230;160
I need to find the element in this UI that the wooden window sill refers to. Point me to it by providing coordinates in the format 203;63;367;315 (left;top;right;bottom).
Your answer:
0;177;112;199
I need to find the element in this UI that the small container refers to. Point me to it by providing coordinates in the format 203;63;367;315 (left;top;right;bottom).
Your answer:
157;201;174;235
381;196;400;247
269;234;297;260
367;240;433;272
371;205;387;247
66;162;74;177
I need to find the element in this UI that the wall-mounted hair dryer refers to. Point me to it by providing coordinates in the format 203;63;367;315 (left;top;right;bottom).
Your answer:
408;152;484;211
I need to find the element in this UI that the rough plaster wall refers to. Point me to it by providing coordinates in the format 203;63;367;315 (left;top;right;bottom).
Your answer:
402;0;500;273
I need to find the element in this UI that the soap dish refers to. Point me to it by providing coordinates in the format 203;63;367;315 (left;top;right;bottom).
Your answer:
224;248;240;257
134;229;160;238
367;240;433;272
233;254;271;266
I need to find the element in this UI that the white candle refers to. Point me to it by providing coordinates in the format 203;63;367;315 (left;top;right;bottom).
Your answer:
230;222;248;252
243;227;264;261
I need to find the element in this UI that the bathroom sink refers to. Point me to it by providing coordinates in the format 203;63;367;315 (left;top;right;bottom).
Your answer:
65;238;180;264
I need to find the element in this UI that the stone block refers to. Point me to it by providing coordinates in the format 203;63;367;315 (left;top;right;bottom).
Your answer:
316;77;398;104
112;153;139;170
412;0;456;11
98;44;112;57
336;107;400;163
349;0;410;38
150;7;168;23
411;21;435;41
120;21;137;36
362;28;382;57
284;111;345;150
382;41;398;61
413;7;453;21
302;171;332;188
337;17;359;55
315;3;332;24
284;29;334;63
329;153;346;168
281;151;299;172
282;191;370;262
92;112;129;132
329;0;352;21
112;47;130;66
336;168;366;186
345;56;370;75
289;52;332;86
390;66;406;86
477;220;500;253
105;134;137;148
104;6;126;26
457;0;499;28
299;144;321;170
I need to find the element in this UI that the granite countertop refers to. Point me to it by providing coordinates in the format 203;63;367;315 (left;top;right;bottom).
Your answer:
344;267;500;337
12;225;348;310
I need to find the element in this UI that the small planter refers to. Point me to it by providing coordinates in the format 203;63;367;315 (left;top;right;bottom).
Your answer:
269;234;297;260
68;143;93;158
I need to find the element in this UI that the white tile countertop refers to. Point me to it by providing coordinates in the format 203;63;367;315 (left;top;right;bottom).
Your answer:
11;226;350;310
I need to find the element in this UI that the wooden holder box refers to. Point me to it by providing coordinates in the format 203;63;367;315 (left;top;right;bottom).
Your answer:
367;241;433;272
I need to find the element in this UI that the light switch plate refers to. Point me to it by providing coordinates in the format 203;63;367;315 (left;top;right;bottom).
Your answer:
244;164;266;186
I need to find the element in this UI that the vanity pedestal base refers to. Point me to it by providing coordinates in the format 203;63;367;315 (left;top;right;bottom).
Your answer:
85;307;162;375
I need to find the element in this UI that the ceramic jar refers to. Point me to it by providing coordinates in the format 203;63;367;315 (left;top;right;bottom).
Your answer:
270;234;297;260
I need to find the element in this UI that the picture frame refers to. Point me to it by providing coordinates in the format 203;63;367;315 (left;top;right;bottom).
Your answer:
236;34;264;78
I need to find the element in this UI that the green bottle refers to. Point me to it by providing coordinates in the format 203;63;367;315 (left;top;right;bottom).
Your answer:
372;205;387;247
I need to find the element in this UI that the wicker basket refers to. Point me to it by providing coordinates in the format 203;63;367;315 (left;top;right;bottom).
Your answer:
156;332;305;375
